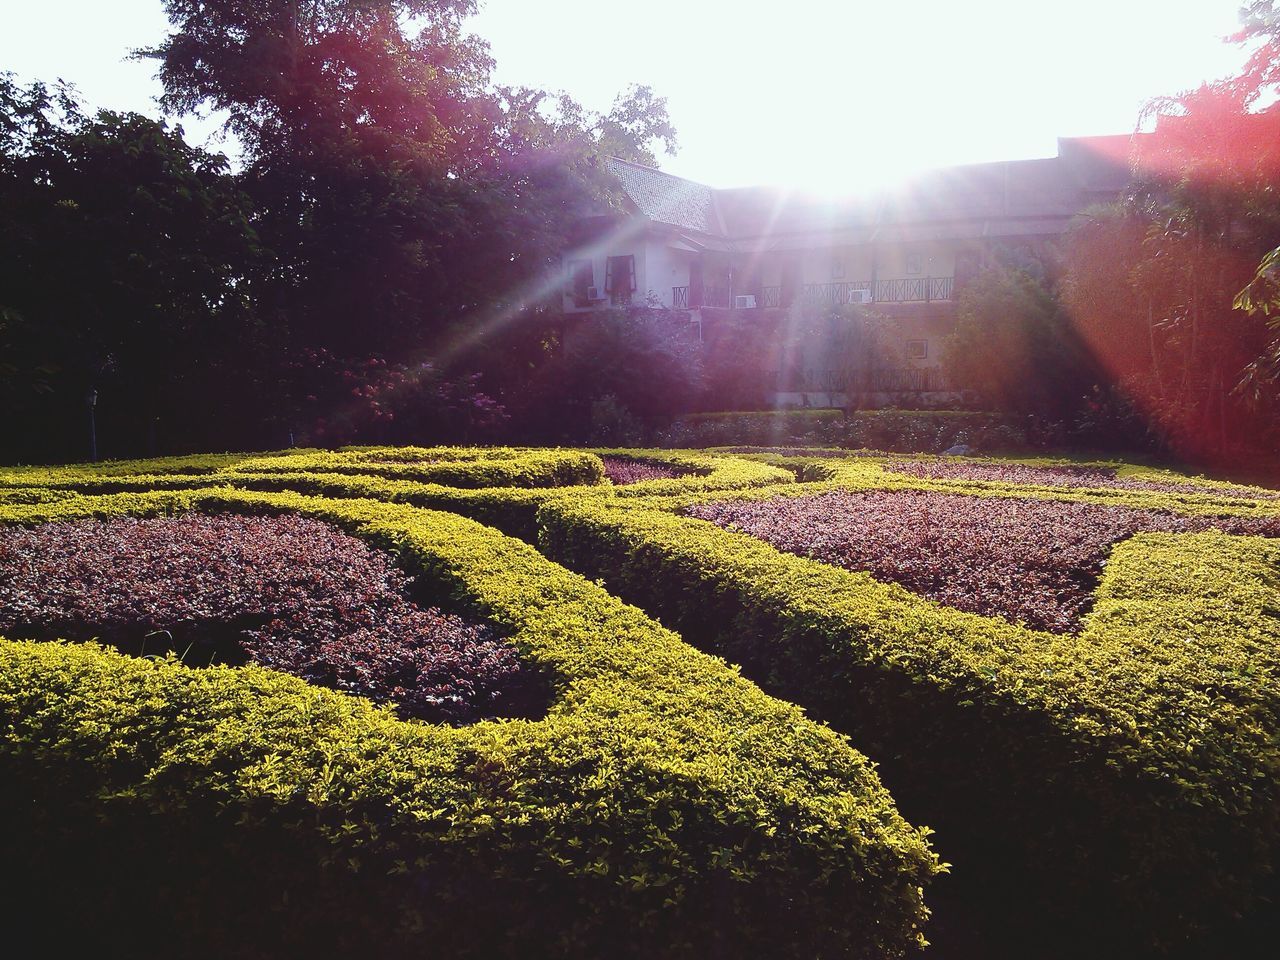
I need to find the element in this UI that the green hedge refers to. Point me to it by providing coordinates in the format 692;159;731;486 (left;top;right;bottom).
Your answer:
226;448;607;488
656;409;1026;452
0;488;937;960
669;452;1280;520
0;448;607;491
0;450;795;541
676;409;846;424
0;448;602;491
535;495;1280;957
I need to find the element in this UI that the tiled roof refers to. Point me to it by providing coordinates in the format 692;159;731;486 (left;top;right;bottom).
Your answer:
607;134;1140;242
605;158;721;236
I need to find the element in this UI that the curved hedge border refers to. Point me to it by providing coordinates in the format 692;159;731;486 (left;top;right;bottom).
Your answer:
0;488;937;960
0;448;606;491
536;486;1280;957
667;451;1280;520
0;450;795;541
225;448;606;488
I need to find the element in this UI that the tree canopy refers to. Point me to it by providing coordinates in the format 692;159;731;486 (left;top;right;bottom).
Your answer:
0;1;677;462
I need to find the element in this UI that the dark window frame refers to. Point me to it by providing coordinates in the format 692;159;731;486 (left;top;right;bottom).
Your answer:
605;254;637;305
567;259;594;306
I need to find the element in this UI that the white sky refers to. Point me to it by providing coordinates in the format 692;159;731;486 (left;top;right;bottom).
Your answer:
0;0;1256;193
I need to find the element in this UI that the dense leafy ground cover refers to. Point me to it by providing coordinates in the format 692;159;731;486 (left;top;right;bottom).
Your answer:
688;488;1280;632
0;513;535;724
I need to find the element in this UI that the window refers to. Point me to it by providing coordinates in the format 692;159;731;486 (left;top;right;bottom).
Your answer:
605;254;636;305
905;339;928;360
831;256;845;279
905;252;923;275
566;259;593;306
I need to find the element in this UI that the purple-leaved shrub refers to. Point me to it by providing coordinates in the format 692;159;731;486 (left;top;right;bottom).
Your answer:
688;490;1280;632
0;513;541;724
601;457;688;485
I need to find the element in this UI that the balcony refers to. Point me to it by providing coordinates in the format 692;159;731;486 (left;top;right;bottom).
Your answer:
673;277;954;311
801;278;953;305
798;281;872;306
874;276;954;303
671;285;733;309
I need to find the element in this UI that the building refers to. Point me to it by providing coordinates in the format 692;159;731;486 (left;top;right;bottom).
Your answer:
562;136;1135;406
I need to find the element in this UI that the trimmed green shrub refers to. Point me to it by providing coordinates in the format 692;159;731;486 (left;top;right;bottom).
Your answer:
658;409;845;447
656;409;1027;452
0;450;795;542
226;448;607;488
536;491;1280;958
0;448;602;491
0;488;937;960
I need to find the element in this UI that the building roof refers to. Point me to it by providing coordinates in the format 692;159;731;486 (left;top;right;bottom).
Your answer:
606;134;1140;243
605;158;722;236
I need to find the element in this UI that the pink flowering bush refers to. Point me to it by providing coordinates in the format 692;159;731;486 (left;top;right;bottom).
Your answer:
688;490;1280;632
0;513;541;723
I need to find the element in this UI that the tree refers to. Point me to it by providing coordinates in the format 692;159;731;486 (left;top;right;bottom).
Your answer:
506;309;703;442
139;0;677;360
1225;2;1280;398
0;75;266;462
943;268;1095;418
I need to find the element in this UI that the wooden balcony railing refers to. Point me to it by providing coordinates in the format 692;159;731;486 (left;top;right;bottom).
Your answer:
874;276;954;303
670;277;954;311
800;281;874;306
671;285;733;309
865;365;948;392
703;285;732;308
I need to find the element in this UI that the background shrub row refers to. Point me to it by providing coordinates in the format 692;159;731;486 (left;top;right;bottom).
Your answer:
655;409;1026;452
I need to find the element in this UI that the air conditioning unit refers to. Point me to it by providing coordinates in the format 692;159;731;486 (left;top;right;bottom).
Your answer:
585;286;606;301
850;289;874;305
734;294;757;309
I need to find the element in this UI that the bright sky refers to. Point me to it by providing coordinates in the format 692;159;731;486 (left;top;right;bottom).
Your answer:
0;0;1255;193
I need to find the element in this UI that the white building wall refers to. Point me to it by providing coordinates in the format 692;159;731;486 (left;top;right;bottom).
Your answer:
561;234;696;312
560;235;962;313
640;239;693;308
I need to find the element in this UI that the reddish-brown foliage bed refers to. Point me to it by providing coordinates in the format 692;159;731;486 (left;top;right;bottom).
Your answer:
884;460;1280;499
0;514;542;724
687;490;1280;632
601;457;688;484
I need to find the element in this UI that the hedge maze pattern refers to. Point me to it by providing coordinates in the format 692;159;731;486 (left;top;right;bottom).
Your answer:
2;445;1278;959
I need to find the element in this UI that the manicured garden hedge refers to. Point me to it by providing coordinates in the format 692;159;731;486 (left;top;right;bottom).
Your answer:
0;487;938;960
536;486;1280;957
0;449;794;542
227;448;607;488
657;409;846;447
657;409;1025;452
0;447;607;491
